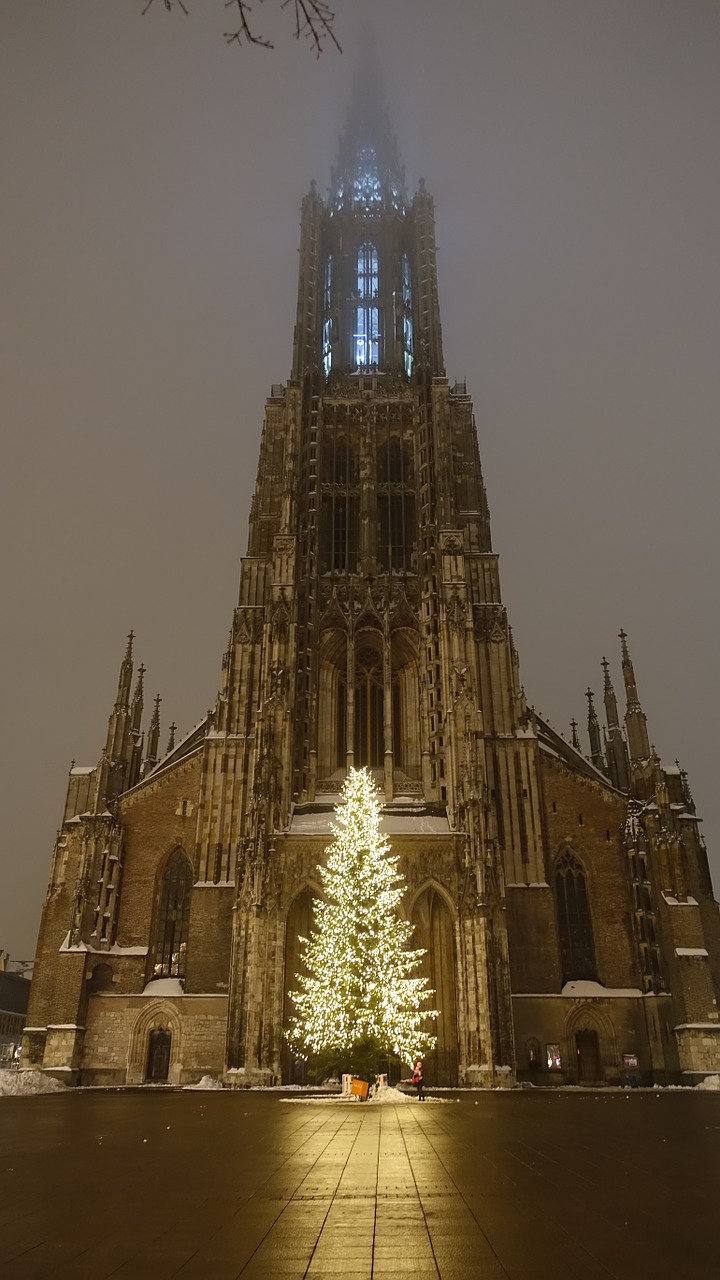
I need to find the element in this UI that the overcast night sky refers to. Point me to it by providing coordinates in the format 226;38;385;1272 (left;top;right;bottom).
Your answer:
1;0;719;960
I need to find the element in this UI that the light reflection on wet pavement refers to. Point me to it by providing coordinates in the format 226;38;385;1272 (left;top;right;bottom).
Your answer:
1;1090;719;1278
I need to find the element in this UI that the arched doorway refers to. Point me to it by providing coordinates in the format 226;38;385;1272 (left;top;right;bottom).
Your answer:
145;1028;171;1082
575;1028;603;1083
411;887;458;1086
282;887;318;1084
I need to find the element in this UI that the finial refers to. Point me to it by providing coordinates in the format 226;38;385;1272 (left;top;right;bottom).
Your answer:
166;722;177;753
585;687;596;709
570;719;581;751
619;629;629;661
125;630;134;659
151;693;161;722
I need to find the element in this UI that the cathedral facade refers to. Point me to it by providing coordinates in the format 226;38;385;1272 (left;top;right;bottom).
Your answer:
23;105;720;1089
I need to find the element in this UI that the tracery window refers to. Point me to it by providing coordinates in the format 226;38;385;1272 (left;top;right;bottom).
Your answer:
351;148;382;209
377;438;415;572
354;243;380;369
402;254;414;377
322;256;333;378
336;679;347;768
320;435;358;573
152;848;192;980
354;649;384;767
555;851;596;983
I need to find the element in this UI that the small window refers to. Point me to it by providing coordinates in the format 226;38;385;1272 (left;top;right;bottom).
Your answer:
546;1044;562;1070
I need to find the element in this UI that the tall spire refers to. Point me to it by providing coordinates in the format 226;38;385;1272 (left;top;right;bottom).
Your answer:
130;664;145;736
585;688;605;773
143;694;161;777
602;656;630;791
114;630;134;710
127;664;146;789
330;68;406;214
601;657;620;728
619;630;651;762
97;631;139;807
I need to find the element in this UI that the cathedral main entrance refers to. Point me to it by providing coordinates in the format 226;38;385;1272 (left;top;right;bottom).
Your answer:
282;887;316;1085
411;887;459;1086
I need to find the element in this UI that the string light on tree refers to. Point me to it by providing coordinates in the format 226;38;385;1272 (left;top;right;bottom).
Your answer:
285;768;438;1072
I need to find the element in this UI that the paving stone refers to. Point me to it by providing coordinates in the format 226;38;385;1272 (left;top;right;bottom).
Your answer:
1;1091;719;1280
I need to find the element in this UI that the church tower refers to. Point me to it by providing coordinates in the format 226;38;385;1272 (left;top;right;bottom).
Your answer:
23;91;720;1090
199;88;548;1086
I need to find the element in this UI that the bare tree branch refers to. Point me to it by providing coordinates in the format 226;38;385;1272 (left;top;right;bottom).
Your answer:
142;0;188;16
224;0;274;50
141;0;341;54
282;0;341;56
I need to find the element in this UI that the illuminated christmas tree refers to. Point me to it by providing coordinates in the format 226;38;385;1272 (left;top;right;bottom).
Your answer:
286;768;438;1075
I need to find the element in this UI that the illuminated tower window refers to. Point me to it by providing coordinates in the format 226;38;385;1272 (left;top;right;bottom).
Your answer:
402;253;414;377
354;243;380;369
351;146;382;209
322;256;333;378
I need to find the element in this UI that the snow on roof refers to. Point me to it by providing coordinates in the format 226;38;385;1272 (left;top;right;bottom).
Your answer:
675;947;709;958
533;713;619;789
514;981;644;998
142;978;184;997
70;766;95;776
58;932;148;956
289;804;450;836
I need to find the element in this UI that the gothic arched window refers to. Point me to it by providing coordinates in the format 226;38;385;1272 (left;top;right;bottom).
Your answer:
354;243;380;369
152;849;192;980
377;437;415;572
320;435;357;573
402;254;413;377
554;851;596;983
336;679;347;768
322;256;333;378
354;649;384;767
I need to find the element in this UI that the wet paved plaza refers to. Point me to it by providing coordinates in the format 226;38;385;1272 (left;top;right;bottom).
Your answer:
1;1089;719;1279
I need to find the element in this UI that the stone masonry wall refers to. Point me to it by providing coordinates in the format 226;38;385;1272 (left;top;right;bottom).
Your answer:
82;993;228;1086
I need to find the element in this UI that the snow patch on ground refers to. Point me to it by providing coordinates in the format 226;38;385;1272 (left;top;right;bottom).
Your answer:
695;1074;720;1091
282;1083;456;1106
183;1075;224;1091
0;1070;67;1097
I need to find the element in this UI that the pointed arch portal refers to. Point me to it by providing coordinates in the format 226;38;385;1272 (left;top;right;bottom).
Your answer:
282;887;318;1084
411;886;458;1086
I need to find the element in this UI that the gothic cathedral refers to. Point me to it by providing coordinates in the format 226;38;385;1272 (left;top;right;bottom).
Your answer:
23;100;720;1089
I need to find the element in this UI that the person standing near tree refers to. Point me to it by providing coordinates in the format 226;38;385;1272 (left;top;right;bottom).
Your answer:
411;1060;425;1101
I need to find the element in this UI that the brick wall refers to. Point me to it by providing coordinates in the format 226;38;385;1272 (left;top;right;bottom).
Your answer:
539;756;639;989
